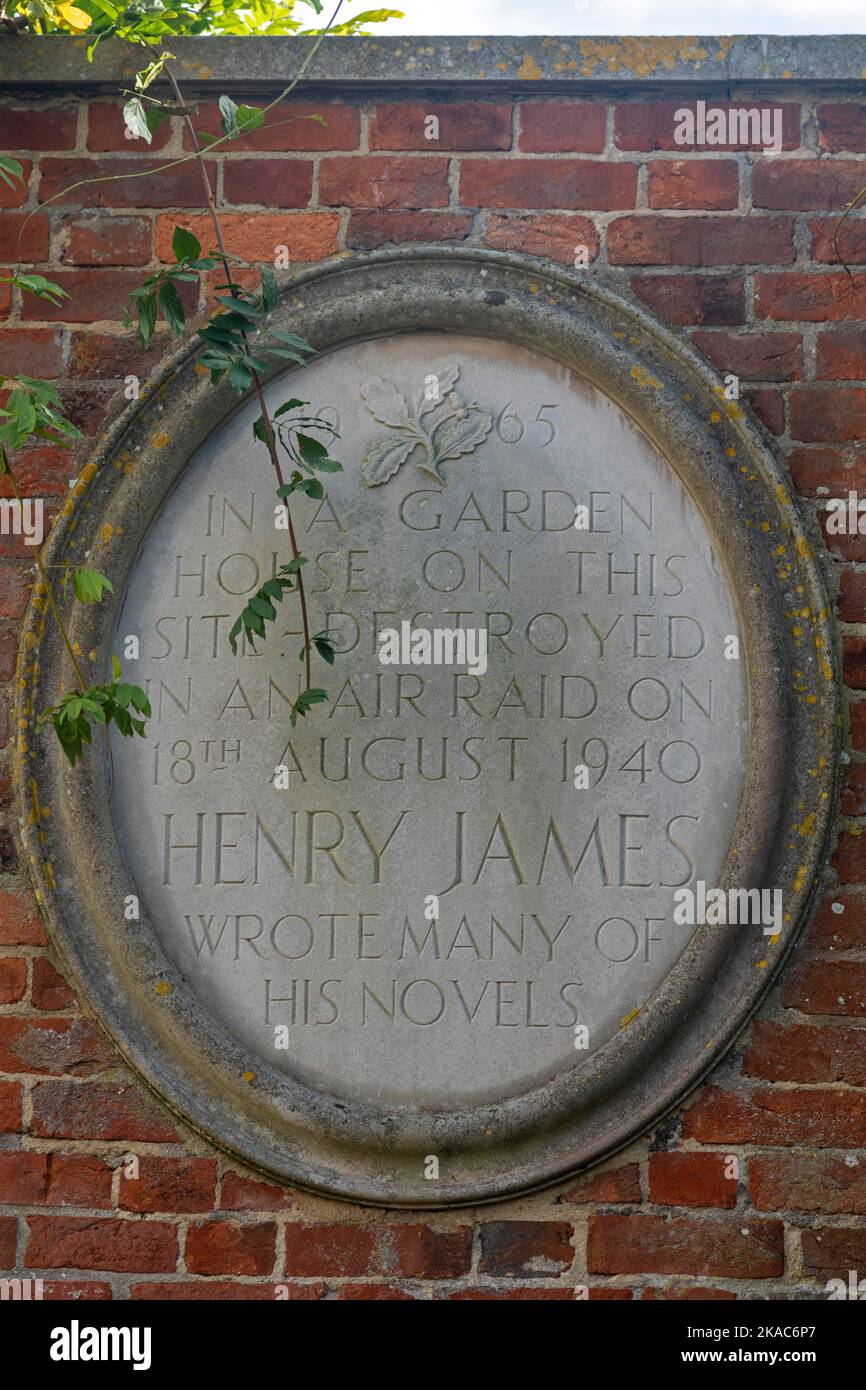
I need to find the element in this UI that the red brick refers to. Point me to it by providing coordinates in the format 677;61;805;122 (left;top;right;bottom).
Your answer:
852;699;866;750
0;212;49;262
30;1080;179;1142
478;1221;573;1277
19;268;149;324
0;619;17;679
817;327;866;379
609;216;794;266
320;156;449;209
39;158;215;208
614;101;800;152
752;387;787;436
789;386;866;442
0;826;17;870
518;100;605;153
219;1169;295;1211
0;956;27;1004
845;636;866;686
0;1152;112;1207
484;211;599;266
371;102;511;151
756;271;866;321
560;1163;642;1204
131;1280;322;1299
781;959;866;1016
0;103;77;150
221;159;313;208
642;1285;736;1300
63;216;150;266
684;1084;866;1147
86;100;173;153
587;1212;783;1278
0;1079;21;1132
284;1222;376;1277
0;1016;115;1075
185;1220;276;1276
807;892;866;948
0;161;30;208
751;1152;866;1213
787;446;856;496
0;889;45;944
648;1152;738;1209
26;1215;177;1272
835;828;866;883
155;211;338;264
187;100;359;152
818;103;866;152
648;160;738;210
461;158;635;211
42;1280;113;1299
0;445;75;501
630;273;745;326
802;1227;866;1280
0;328;63;379
31;957;74;1011
334;1284;417;1300
347;211;472;250
755;159;866;210
691;329;801;381
68;329;170;380
0;1216;15;1267
449;1286;576;1300
811;216;866;264
383;1224;472;1279
121;1157;216;1213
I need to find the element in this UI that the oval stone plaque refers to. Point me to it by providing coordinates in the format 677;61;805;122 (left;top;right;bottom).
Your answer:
16;249;836;1205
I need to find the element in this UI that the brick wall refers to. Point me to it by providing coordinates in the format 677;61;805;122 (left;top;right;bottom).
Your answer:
1;55;865;1300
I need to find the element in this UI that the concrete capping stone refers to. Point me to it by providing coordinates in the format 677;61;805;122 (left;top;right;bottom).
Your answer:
0;34;865;94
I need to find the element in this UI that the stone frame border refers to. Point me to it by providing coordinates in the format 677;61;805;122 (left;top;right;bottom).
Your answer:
14;247;838;1207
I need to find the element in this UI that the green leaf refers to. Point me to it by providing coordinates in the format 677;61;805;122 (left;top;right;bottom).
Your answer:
0;157;24;190
159;280;186;336
72;567;113;605
228;361;253;393
260;265;277;314
7;274;68;306
253;416;270;445
137;291;157;347
237;104;265;133
274;399;306;418
172;225;201;262
289;688;328;728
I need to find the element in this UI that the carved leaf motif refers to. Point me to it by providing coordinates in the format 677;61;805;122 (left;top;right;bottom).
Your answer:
432;408;493;466
360;377;411;429
362;432;419;487
417;362;461;419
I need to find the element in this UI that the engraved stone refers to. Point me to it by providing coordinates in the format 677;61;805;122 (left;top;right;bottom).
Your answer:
110;333;747;1108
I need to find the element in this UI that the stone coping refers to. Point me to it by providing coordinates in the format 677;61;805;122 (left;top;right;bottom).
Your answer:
1;34;865;94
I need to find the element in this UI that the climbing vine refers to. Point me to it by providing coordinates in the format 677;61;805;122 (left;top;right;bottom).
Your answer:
0;0;400;763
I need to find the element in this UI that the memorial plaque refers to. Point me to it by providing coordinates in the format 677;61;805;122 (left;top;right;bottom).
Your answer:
17;250;836;1204
112;333;747;1107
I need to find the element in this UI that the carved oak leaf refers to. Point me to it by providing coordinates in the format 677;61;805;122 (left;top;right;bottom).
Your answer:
362;432;419;487
360;377;411;429
417;362;461;419
432;408;493;469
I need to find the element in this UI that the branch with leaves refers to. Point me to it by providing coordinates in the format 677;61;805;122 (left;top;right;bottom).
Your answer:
2;0;395;762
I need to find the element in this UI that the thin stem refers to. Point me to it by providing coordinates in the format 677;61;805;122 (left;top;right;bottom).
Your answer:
3;457;86;690
163;61;313;691
13;4;346;266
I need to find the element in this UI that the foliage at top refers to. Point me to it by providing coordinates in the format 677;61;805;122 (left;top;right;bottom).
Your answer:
0;0;402;39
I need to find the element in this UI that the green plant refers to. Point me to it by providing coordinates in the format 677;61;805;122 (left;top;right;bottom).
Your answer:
2;0;400;762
